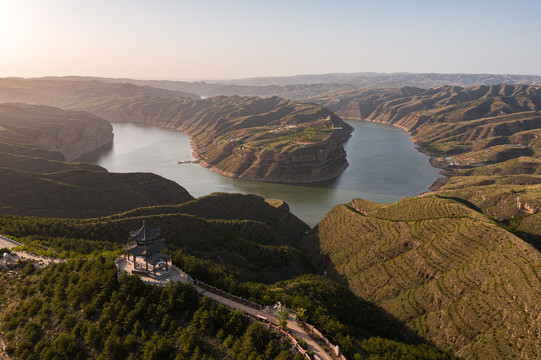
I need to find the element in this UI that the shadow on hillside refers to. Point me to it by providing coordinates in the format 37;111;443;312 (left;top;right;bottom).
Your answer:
436;194;484;214
515;231;541;251
301;227;436;346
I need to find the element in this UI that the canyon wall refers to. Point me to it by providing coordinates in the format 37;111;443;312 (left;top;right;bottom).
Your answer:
33;121;113;160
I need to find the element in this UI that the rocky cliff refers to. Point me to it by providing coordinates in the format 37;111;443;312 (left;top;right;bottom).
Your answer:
0;103;114;160
32;120;113;160
79;95;354;183
0;103;194;217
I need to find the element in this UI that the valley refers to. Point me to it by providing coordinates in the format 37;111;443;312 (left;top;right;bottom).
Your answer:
0;76;540;359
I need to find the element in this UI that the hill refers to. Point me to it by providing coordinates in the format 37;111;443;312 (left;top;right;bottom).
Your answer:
0;103;193;218
0;209;457;359
311;84;541;188
0;257;301;360
0;78;354;183
306;194;541;359
74;95;353;183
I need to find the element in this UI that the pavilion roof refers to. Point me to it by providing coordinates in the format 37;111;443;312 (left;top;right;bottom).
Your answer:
126;239;165;256
129;221;160;243
146;253;171;265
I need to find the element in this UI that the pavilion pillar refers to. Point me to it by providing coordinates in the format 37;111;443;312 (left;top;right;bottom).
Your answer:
146;261;148;271
166;260;168;272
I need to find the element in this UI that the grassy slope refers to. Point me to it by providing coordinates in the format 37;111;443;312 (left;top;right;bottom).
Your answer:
307;84;541;359
308;195;541;359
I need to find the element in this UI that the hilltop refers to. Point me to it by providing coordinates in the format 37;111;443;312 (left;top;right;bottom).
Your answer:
306;195;541;359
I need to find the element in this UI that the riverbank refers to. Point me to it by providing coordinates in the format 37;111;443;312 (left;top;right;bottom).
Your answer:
81;121;441;226
341;116;450;193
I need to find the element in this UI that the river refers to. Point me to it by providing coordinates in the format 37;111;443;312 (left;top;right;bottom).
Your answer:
78;121;442;226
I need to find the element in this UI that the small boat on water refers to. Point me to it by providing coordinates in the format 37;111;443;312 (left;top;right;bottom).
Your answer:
177;160;192;164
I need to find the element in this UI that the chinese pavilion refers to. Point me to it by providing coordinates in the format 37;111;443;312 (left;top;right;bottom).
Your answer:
125;221;170;276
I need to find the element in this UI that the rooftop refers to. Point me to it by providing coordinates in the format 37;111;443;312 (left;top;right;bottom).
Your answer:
129;221;161;243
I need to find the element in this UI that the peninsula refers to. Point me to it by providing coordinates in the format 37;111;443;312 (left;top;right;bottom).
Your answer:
0;78;354;183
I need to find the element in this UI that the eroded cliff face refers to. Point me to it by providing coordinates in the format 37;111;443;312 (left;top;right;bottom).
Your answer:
195;126;350;183
33;122;114;160
0;103;114;161
78;95;353;183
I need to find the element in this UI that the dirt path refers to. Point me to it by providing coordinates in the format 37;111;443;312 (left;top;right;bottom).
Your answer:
196;287;333;360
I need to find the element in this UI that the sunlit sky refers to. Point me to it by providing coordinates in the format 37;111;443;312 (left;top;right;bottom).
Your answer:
1;0;540;80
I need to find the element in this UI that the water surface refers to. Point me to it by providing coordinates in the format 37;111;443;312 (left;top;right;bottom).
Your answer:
79;121;441;226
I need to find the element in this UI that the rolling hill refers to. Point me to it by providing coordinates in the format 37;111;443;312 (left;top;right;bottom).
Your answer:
306;195;541;359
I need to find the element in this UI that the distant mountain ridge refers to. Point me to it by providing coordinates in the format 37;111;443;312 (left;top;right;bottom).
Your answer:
82;73;541;99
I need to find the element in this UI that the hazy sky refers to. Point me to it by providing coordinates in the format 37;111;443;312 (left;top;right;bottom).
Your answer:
1;0;539;80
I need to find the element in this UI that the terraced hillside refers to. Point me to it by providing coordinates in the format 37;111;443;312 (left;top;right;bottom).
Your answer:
307;195;541;359
311;84;541;188
0;104;193;217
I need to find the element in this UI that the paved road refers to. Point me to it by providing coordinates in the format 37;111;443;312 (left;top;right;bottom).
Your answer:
196;287;333;360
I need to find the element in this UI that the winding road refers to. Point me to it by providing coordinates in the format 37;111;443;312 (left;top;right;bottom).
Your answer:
196;287;334;360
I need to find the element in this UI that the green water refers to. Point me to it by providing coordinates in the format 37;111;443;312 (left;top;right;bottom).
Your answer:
79;120;441;226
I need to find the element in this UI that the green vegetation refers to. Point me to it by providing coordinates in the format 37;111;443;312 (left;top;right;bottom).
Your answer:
0;213;458;359
309;194;541;359
0;257;299;360
2;80;540;359
0;191;311;284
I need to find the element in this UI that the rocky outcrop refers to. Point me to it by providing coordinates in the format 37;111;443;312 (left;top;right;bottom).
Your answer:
33;122;113;160
516;197;541;214
0;103;114;161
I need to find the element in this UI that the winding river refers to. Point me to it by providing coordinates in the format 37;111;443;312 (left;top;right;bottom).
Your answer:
78;120;441;226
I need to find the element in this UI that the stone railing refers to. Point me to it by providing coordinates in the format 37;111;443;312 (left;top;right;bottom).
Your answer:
194;280;263;310
171;264;194;284
244;314;310;359
0;234;23;247
301;321;346;359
